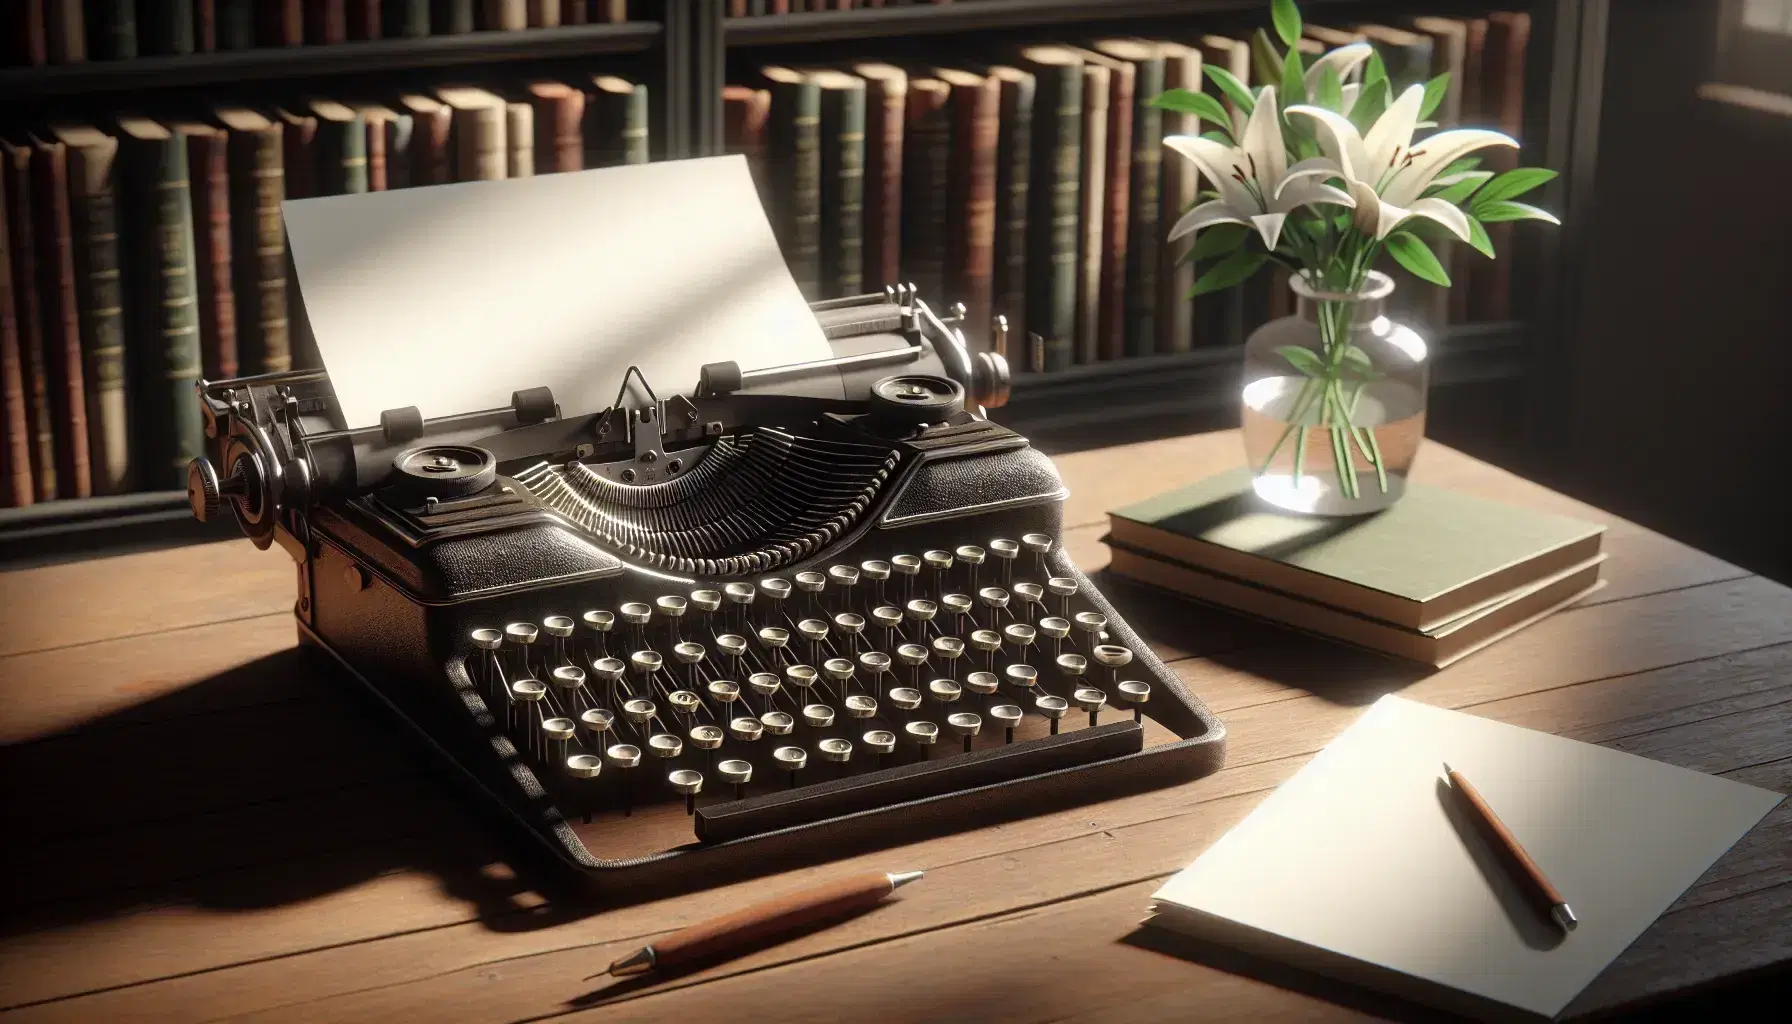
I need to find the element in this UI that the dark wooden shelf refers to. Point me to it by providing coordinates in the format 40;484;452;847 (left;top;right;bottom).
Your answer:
0;22;664;101
724;0;1358;46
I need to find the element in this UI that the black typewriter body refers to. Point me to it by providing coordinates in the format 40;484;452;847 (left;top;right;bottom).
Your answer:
187;290;1226;895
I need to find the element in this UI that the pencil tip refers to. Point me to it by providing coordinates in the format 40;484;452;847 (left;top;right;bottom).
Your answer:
1442;761;1453;776
888;870;924;890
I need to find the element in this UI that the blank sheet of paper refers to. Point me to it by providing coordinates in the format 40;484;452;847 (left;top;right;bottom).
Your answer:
1148;695;1783;1020
282;154;835;428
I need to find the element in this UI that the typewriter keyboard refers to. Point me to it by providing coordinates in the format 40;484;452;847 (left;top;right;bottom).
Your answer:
464;533;1171;849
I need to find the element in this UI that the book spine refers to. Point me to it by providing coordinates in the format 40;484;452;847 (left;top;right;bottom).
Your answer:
122;131;204;490
7;1;47;66
431;0;473;33
768;76;822;299
385;0;430;37
505;102;534;178
382;113;413;189
818;81;866;300
1158;49;1200;354
899;81;950;307
316;111;369;194
453;103;507;181
30;139;91;498
562;0;587;25
722;85;769;172
860;74;904;291
349;0;381;38
532;89;585;174
1075;63;1108;366
185;130;237;384
1451;18;1488;326
257;0;302;44
216;0;255;48
582;82;649;168
1097;61;1132;362
409;104;452;186
308;0;347;43
141;0;195;54
0;169;29;505
593;0;625;20
993;72;1032;347
364;115;388;190
482;0;525;30
1474;12;1530;324
526;0;558;27
946;74;998;349
2;142;57;500
65;135;131;494
1123;55;1162;358
1025;61;1081;373
47;0;86;62
88;1;137;60
228;123;289;374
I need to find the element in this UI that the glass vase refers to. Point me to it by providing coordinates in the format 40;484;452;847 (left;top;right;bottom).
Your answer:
1240;270;1429;516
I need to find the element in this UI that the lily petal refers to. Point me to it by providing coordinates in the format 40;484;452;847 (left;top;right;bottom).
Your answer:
1284;104;1369;182
1240;86;1286;188
1273;156;1346;199
1275;179;1357;214
1303;42;1375;95
1381;129;1518;206
1164;134;1258;211
1345;177;1410;239
1339;82;1361;115
1250;212;1288;251
1167;199;1253;242
1364;84;1426;174
1403;197;1474;241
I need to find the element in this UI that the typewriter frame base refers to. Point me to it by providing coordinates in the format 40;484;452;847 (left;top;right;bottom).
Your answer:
295;552;1228;902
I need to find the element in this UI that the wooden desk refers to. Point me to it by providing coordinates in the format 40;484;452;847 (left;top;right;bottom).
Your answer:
1;432;1787;1022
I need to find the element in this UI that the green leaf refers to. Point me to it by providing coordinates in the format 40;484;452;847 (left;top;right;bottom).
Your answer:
1277;345;1328;378
1199;129;1235;145
1385;231;1452;286
1150;87;1233;129
1279;39;1308;108
1348;78;1390;134
1419;73;1452;120
1438;156;1482;178
1190;249;1270;296
1473;167;1559;206
1427;171;1493;205
1250;29;1285;90
1203;65;1257;119
1271;0;1303;48
1340;345;1378;377
1191;222;1251;261
1363;49;1388;90
1473;200;1561;224
1464;216;1495;259
1314;65;1343;111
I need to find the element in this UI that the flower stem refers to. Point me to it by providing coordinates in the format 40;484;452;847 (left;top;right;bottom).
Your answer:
1258;376;1323;476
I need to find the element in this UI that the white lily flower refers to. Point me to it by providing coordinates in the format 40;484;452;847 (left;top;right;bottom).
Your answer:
1286;84;1519;242
1163;86;1355;251
1302;42;1374;113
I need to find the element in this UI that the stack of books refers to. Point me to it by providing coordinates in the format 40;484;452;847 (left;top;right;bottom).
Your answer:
1104;469;1606;668
724;11;1534;367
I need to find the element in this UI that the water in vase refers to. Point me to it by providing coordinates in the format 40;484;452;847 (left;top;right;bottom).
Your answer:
1241;374;1426;516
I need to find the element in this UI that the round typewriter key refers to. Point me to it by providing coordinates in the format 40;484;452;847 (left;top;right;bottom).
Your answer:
505;622;539;645
648;733;684;761
844;694;878;719
887;686;924;712
831;613;865;656
989;703;1023;744
691;589;722;614
955;545;986;592
758;626;790;668
826;564;859;613
1003;624;1038;667
1092;644;1133;686
923;549;954;597
858;650;893;698
1116;679;1152;721
989;538;1021;584
870;605;904;650
1047;577;1078;618
618;603;651;651
581;707;615;738
707;679;741;707
668;690;702;728
818;737;853;765
512;678;547;712
892;553;921;604
542;716;576;767
689;725;725;772
471;627;503;650
505;622;539;679
797;618;830;664
941;592;974;633
716;633;748;670
785;663;818;696
630;650;663;683
978;587;1011;629
1074;687;1108;727
1035;694;1071;734
863;728;898;768
592;656;627;709
1056;653;1088;682
968;629;1002;672
822;657;855;691
729;716;764;743
895;643;929;687
1012;583;1045;623
931;636;966;680
565;752;603;822
947;711;982;752
1004;664;1039;693
667;768;704;814
773;745;808;788
672;641;706;683
656;595;688;644
1074;611;1109;647
861;559;892;606
963;671;999;696
1037;616;1071;662
904;599;938;643
580;610;615;635
802;703;835;729
605;742;643;816
622;698;656;727
794;571;827;617
470;628;505;699
718;758;754;801
759;579;792;631
760;711;796;736
549;665;586;715
927;678;962;705
542;615;574;636
905;720;940;755
723;582;756;633
747;671;780;700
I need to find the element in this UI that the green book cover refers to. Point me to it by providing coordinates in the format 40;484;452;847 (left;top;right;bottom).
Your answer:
1107;468;1605;631
1019;47;1083;373
815;70;866;300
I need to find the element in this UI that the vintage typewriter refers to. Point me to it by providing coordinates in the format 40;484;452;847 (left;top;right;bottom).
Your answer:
186;288;1226;893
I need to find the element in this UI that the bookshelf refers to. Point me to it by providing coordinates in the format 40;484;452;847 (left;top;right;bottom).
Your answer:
0;0;1605;563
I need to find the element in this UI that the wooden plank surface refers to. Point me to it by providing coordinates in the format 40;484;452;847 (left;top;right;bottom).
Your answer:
0;432;1786;1023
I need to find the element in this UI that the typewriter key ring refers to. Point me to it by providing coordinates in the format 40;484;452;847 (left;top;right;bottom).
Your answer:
1035;694;1071;735
832;612;865;657
1115;680;1152;722
717;759;753;802
728;716;764;744
860;559;892;608
760;711;796;737
955;545;986;594
989;704;1023;744
605;743;643;816
989;538;1020;586
946;712;982;753
581;610;615;660
773;745;808;788
1021;533;1054;580
863;729;898;769
667;769;704;815
565;753;603;823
